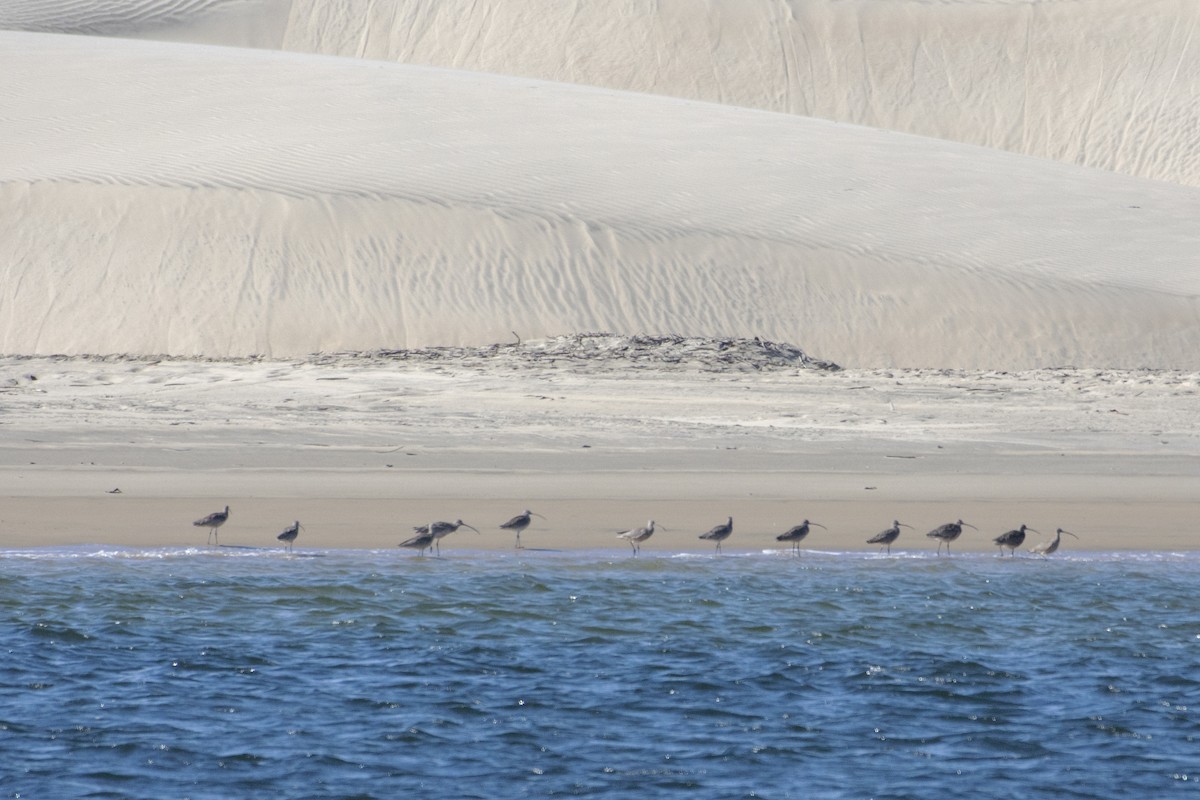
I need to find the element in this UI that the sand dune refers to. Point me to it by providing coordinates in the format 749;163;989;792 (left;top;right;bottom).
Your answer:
3;4;1198;551
4;0;1200;186
3;32;1199;367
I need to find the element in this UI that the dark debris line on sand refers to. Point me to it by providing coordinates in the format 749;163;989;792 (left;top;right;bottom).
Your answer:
326;333;841;373
2;333;839;373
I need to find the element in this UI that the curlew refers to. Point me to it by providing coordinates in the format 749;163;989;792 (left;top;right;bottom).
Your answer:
277;520;302;553
616;520;658;556
867;520;912;554
413;519;479;555
776;520;826;555
994;524;1038;556
399;529;435;556
500;510;545;549
926;519;978;555
698;516;734;553
1031;528;1078;557
193;505;230;545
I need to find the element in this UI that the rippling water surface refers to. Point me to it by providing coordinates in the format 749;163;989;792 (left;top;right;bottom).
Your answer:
2;548;1198;798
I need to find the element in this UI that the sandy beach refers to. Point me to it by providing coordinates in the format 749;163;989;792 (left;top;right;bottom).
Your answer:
2;340;1196;552
1;3;1198;552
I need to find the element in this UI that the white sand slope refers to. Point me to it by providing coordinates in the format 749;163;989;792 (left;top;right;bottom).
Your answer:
2;31;1199;367
4;0;1200;186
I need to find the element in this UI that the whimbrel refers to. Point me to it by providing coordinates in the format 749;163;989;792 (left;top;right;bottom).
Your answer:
776;520;826;555
926;519;977;555
500;510;545;549
193;505;230;545
1031;528;1077;557
277;520;301;553
399;530;435;556
617;520;657;556
699;516;733;553
413;519;479;555
994;524;1038;556
867;520;912;554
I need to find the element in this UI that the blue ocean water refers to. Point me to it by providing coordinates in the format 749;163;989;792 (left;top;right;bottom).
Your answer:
1;547;1198;799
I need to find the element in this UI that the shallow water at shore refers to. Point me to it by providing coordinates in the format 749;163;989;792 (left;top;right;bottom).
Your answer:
2;548;1198;798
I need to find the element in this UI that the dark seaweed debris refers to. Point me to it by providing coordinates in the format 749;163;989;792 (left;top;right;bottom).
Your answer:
353;333;840;373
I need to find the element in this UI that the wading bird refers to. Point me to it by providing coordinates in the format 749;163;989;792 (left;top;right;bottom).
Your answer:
193;505;230;545
1031;528;1078;557
926;519;977;555
399;530;435;556
277;520;302;553
867;520;912;554
413;519;479;555
776;520;826;555
994;524;1038;556
699;516;734;553
617;520;658;556
501;510;545;549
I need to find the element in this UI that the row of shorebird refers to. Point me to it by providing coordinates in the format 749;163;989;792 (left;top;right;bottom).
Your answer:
191;506;550;554
193;505;1078;557
618;517;1076;557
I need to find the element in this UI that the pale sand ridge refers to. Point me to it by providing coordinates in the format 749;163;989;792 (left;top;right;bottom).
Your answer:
3;32;1199;366
5;0;1200;186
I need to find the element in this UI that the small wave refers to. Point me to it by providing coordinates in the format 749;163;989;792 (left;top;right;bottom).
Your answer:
3;545;1200;566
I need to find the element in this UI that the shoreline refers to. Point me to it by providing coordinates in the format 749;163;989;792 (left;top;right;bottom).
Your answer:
2;355;1196;554
2;476;1194;553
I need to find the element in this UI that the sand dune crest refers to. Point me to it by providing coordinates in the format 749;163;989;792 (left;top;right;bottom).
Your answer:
4;0;1200;185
